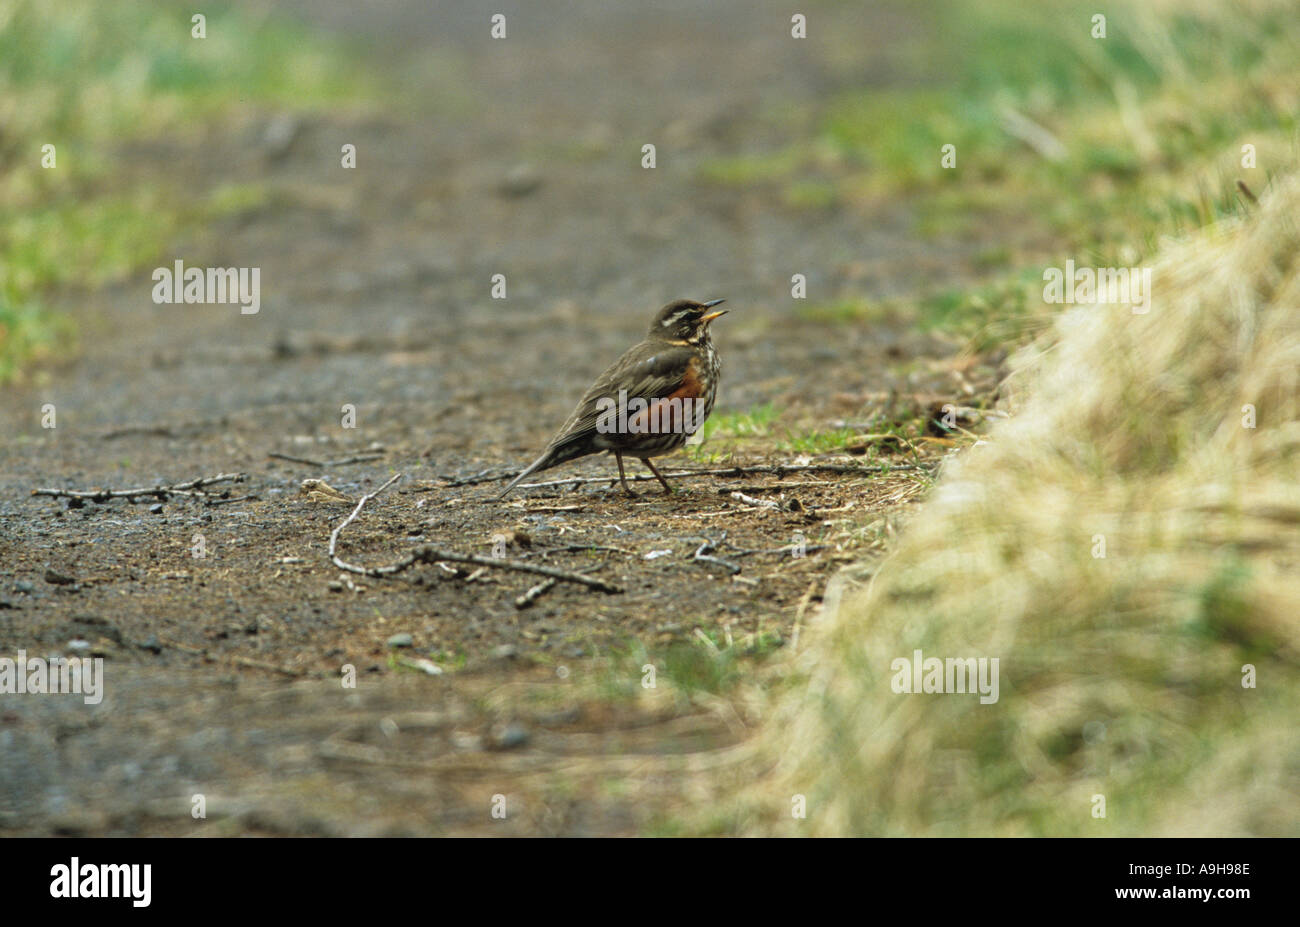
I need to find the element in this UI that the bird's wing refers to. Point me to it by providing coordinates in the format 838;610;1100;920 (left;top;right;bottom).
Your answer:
545;344;697;451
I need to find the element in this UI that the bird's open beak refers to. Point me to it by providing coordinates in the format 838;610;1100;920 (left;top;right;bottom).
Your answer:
701;298;727;323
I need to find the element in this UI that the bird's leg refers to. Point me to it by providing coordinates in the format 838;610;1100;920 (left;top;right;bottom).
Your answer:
642;457;673;494
614;451;636;496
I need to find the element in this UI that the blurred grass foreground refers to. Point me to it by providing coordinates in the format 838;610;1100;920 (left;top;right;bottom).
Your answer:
751;165;1300;835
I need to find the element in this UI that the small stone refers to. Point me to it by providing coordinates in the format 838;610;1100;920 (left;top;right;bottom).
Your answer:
138;635;163;655
490;723;530;750
44;569;76;586
398;657;442;676
499;163;542;198
386;632;414;649
327;580;344;593
451;732;484;752
149;503;164;515
68;639;91;652
536;706;581;726
492;644;519;661
14;581;34;594
261;113;300;159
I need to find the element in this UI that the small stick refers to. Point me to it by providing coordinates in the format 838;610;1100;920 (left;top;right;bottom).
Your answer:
325;452;386;467
410;547;623;594
692;538;741;575
717;480;831;492
98;417;229;440
669;508;764;519
515;578;558;609
729;544;828;558
507;462;924;493
528;544;633;557
99;425;177;440
329;473;623;593
205;494;260;506
321;452;387;467
32;472;247;503
269;451;386;468
328;472;407;569
269;452;325;466
730;491;780;510
435;467;516;487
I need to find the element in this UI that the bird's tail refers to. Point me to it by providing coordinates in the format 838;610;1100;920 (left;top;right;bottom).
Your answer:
498;436;596;500
498;451;552;500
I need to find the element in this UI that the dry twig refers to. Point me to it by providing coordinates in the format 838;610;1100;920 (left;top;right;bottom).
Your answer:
269;451;386;468
514;578;558;609
729;543;828;558
506;462;924;493
691;536;742;575
730;491;780;510
32;473;248;504
525;544;634;558
432;467;516;488
329;473;623;594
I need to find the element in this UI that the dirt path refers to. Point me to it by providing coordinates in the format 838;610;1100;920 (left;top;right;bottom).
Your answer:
0;0;984;834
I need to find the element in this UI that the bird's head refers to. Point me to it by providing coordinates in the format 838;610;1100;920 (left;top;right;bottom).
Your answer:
648;298;728;344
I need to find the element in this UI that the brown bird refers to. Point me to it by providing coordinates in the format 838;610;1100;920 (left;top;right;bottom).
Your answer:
499;298;728;499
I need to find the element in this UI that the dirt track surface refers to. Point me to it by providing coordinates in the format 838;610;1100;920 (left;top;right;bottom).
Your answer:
0;0;987;834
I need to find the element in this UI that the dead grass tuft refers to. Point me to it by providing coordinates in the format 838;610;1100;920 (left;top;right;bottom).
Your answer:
744;172;1300;836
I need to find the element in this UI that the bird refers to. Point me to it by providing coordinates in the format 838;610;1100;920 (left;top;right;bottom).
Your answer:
499;298;729;499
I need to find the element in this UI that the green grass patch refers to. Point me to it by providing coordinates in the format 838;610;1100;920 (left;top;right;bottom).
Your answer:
686;402;780;462
699;402;779;441
794;298;904;325
646;629;785;699
778;427;859;455
918;267;1054;352
588;629;786;706
0;0;376;381
0;297;69;383
698;149;807;186
700;0;1300;351
781;179;839;210
818;0;1299;208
